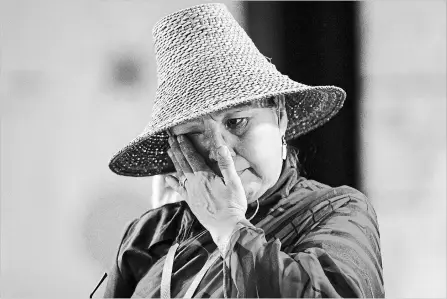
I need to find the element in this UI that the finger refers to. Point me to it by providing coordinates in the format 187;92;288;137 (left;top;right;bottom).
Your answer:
168;148;190;198
165;175;183;195
165;175;193;207
169;136;193;174
216;145;240;186
167;148;184;179
177;135;210;173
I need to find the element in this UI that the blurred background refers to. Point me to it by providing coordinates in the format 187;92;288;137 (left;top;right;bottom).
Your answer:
0;0;445;297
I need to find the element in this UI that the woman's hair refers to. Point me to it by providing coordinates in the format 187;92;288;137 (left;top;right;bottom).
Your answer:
254;96;278;108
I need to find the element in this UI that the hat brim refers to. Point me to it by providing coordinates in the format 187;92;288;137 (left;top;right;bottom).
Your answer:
108;85;345;177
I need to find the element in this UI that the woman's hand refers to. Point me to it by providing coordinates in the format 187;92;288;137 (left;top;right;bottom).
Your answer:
165;134;248;251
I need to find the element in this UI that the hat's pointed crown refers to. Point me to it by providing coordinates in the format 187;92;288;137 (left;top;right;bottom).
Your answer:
147;3;287;132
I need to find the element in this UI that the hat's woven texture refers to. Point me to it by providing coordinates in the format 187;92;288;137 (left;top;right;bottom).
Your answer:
109;3;346;177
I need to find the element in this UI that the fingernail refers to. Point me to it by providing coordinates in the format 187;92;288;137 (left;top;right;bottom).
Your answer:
217;146;228;157
168;137;174;145
167;149;172;157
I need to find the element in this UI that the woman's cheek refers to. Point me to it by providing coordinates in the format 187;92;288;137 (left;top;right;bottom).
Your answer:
245;128;281;168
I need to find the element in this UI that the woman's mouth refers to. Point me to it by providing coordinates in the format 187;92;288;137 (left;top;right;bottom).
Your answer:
236;168;249;176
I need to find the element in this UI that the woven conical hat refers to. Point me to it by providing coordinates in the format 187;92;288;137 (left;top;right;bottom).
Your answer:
109;3;346;177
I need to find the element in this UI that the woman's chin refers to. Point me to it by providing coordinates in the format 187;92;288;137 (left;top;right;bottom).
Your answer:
240;171;263;204
243;183;261;204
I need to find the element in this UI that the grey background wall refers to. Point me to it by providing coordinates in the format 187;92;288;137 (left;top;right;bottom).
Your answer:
360;2;446;296
1;0;445;298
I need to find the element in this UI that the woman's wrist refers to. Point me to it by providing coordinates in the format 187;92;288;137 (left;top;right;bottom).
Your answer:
210;216;255;255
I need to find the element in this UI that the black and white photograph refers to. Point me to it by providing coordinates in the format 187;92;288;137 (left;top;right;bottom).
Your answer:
1;1;446;298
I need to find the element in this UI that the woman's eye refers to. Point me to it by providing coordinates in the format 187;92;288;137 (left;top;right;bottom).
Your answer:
188;132;203;137
226;118;248;130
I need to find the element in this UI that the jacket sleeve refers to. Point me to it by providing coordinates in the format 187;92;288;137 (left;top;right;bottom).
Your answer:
101;202;188;298
103;218;139;298
222;190;385;298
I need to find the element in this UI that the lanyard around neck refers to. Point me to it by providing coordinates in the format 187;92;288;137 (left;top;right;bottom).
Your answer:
161;243;221;299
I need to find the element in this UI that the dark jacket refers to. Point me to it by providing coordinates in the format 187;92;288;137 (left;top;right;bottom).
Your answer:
101;149;385;298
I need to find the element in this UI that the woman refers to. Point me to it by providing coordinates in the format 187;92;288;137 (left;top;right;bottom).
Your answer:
95;3;385;298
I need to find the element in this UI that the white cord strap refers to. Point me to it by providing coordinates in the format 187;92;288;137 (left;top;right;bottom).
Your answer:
161;243;220;299
161;243;179;299
183;249;220;298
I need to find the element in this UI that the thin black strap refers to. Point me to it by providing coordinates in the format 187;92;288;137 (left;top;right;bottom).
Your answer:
90;272;108;298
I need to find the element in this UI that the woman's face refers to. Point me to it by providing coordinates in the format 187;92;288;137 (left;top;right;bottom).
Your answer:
171;100;288;204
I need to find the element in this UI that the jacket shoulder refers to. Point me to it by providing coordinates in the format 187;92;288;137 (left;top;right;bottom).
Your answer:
118;201;192;257
294;179;375;214
278;179;379;235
